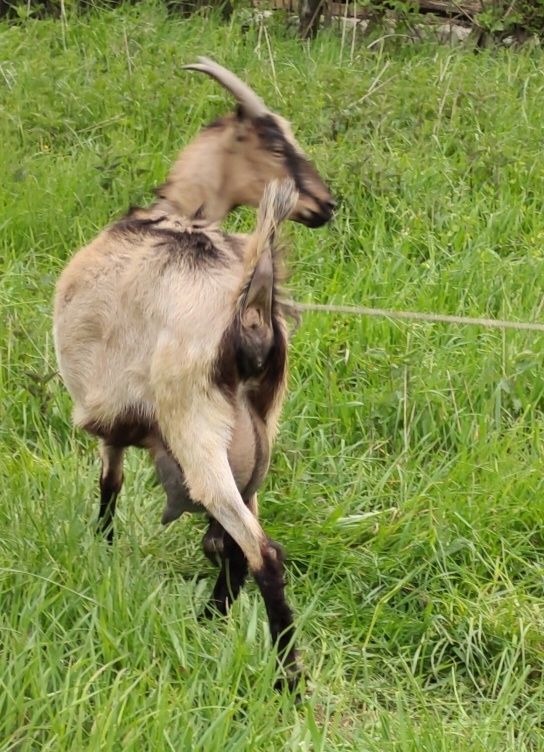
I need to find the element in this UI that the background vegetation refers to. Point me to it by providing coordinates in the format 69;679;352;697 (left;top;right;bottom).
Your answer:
1;4;544;749
3;0;544;43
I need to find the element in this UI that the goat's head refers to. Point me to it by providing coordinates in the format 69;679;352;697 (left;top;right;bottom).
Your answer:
158;58;335;227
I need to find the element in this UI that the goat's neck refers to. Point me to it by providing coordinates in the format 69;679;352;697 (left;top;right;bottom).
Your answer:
153;130;234;224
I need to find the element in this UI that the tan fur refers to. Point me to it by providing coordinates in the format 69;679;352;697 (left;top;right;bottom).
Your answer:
55;216;239;431
54;183;297;572
155;108;334;227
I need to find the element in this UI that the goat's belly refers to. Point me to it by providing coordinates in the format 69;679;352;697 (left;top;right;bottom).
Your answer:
228;400;270;499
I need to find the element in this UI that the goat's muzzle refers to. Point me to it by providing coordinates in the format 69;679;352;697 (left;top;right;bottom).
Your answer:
295;198;336;228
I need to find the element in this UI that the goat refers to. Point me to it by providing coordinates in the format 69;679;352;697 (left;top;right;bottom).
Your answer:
54;180;302;687
54;58;335;687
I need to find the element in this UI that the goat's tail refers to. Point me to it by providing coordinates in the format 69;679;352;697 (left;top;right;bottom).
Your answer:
243;179;298;279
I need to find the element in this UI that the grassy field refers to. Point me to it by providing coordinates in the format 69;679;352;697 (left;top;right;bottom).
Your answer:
2;4;544;749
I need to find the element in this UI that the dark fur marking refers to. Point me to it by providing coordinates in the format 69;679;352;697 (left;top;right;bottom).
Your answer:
152;227;218;251
246;312;287;421
203;531;249;617
254;115;307;194
236;324;269;381
112;215;227;269
253;539;299;686
213;323;240;402
254;115;334;224
155;229;227;270
254;115;286;147
213;262;288;420
282;138;334;221
97;464;123;544
83;413;157;448
213;312;284;402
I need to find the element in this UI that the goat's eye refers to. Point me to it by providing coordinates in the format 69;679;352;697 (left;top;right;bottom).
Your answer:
264;139;284;157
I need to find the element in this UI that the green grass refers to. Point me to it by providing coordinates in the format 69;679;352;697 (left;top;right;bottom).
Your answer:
2;4;544;749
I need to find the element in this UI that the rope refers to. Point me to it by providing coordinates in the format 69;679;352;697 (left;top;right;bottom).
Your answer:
290;301;544;334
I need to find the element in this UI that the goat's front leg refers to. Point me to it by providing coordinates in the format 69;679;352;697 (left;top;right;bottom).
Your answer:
154;374;299;688
203;529;248;617
97;442;124;543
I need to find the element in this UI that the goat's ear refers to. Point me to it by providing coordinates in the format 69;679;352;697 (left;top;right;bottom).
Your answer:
242;247;273;326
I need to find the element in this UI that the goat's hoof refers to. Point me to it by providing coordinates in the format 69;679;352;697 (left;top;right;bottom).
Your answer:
274;670;304;701
199;600;228;621
274;658;304;698
96;525;114;544
161;504;183;525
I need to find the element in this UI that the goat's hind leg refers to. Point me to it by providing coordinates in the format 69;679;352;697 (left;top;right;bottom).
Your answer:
97;442;124;543
159;403;299;686
203;494;257;617
149;437;246;615
210;493;298;688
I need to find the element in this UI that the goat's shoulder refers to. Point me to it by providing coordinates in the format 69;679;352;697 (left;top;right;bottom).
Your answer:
54;225;123;309
109;209;244;270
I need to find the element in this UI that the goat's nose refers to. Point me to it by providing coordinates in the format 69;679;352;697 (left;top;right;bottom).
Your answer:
321;198;336;218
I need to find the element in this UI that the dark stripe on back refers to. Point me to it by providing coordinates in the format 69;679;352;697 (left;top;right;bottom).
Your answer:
111;216;227;269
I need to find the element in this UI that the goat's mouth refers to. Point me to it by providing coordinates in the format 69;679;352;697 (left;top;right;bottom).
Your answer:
294;199;336;228
295;207;334;228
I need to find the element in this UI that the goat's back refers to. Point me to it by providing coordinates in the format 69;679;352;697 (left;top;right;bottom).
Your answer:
54;212;246;431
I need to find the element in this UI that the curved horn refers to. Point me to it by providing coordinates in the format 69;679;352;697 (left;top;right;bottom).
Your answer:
183;56;268;119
